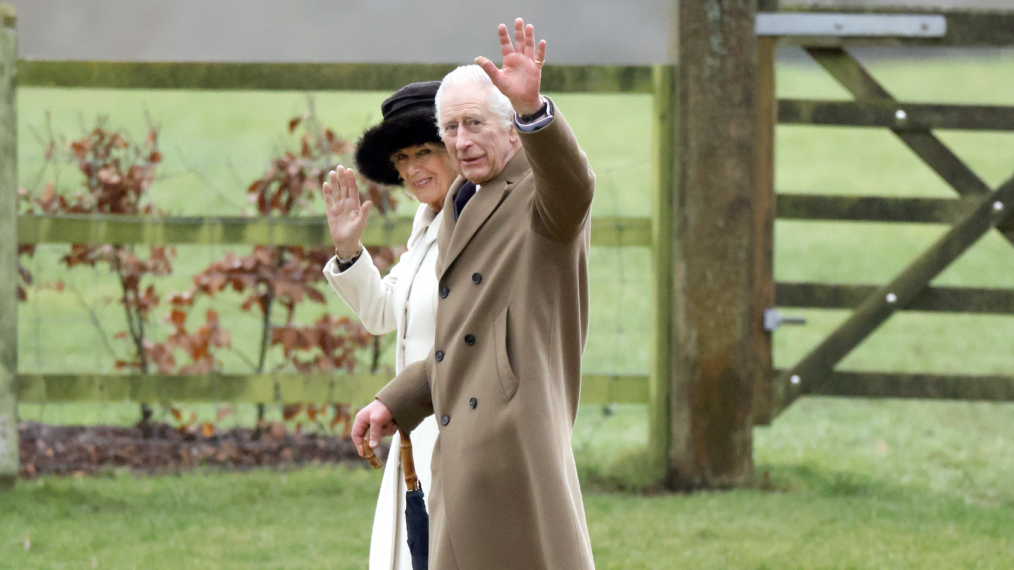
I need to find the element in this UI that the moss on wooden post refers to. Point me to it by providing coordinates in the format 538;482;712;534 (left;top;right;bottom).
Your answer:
0;4;17;490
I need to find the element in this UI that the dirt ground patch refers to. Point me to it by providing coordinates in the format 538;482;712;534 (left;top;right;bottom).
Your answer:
17;422;385;477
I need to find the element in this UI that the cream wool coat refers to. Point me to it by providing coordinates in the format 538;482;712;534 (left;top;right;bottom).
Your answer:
324;203;442;570
377;105;596;570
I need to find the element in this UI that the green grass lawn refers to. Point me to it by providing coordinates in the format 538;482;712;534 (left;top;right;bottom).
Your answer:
4;399;1014;569
8;51;1014;568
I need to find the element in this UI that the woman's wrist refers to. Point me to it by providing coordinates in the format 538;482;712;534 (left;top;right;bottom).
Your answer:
334;241;362;260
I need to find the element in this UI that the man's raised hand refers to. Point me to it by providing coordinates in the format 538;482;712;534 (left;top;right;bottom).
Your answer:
475;18;546;116
321;166;372;259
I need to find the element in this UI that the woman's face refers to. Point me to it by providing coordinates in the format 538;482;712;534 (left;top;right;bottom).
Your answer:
391;142;457;212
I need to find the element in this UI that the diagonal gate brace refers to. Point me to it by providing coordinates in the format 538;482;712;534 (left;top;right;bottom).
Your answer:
806;47;992;196
804;47;1014;242
772;176;1014;415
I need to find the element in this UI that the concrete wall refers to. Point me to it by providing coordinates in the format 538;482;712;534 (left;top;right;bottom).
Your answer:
8;0;672;65
7;0;1012;65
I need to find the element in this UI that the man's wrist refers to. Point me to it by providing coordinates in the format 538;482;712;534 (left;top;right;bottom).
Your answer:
514;95;546;118
515;97;554;132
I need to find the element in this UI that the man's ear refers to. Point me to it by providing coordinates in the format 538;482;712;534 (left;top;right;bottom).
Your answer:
508;123;520;145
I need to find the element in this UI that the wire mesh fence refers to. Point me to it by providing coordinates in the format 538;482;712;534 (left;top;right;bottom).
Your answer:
15;88;657;431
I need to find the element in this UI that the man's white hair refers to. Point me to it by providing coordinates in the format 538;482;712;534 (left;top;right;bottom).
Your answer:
435;65;515;133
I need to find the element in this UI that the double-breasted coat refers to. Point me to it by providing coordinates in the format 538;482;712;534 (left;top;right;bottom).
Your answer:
324;203;442;570
376;103;596;570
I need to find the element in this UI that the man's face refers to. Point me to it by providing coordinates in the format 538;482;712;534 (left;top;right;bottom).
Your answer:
438;86;519;184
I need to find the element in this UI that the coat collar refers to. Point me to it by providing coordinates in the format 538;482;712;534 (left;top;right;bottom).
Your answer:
438;149;530;280
406;203;439;249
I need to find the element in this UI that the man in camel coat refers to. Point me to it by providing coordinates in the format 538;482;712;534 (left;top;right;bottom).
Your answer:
353;18;596;570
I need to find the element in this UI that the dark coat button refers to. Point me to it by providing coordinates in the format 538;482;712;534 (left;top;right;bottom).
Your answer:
472;273;482;284
435;350;444;362
469;398;477;409
440;415;450;426
439;286;449;299
464;334;476;346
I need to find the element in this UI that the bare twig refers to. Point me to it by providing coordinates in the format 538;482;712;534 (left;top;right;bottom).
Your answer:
68;283;121;361
171;142;246;210
228;345;258;372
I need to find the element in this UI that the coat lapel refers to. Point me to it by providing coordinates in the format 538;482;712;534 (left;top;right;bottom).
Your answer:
438;150;530;280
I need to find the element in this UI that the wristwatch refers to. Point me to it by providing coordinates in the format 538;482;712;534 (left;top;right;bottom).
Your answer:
518;96;550;123
336;245;363;272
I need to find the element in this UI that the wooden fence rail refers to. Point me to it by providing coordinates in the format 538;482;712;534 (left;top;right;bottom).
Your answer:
18;60;656;94
777;369;1014;401
17;214;654;248
777;194;980;224
17;373;650;407
778;99;1014;132
776;282;1014;315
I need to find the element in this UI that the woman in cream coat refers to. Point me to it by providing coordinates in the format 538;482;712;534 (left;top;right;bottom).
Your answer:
320;81;455;570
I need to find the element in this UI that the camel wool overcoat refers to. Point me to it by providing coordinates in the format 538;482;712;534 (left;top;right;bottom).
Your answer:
376;103;596;570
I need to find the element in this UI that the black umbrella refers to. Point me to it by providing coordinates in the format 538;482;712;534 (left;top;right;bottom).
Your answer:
361;430;429;569
399;430;429;570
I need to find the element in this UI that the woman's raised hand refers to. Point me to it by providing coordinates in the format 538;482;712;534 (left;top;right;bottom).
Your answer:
322;166;372;258
475;18;546;116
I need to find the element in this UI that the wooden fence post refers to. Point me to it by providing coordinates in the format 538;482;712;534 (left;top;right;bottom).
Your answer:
0;4;18;490
649;64;676;479
752;32;778;425
668;0;760;489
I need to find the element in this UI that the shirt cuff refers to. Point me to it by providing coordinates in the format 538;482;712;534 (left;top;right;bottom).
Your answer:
514;98;554;132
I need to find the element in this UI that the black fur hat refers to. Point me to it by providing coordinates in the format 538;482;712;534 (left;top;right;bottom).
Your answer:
354;81;442;186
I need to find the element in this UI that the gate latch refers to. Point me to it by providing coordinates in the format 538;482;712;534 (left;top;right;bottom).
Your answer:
764;308;807;331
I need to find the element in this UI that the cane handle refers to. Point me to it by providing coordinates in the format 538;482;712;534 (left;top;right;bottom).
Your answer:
362;439;383;470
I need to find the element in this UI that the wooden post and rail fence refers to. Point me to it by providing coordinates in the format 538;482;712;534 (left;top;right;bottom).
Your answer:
3;2;1014;490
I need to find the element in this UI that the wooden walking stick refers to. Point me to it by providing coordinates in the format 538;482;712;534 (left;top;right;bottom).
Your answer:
400;431;419;490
